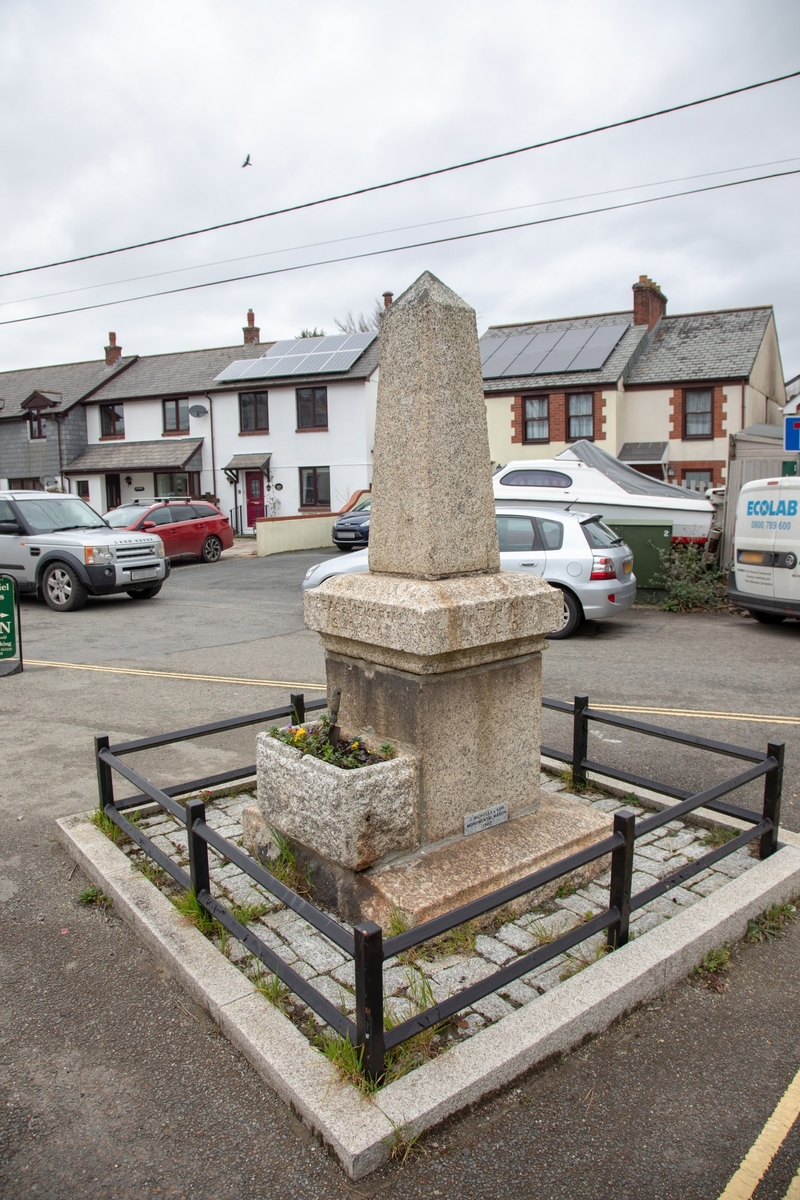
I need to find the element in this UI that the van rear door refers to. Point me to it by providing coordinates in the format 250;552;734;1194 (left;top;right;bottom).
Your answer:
734;481;777;601
771;479;800;604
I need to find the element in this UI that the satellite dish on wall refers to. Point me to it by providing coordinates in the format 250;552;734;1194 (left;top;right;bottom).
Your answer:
40;475;58;488
188;404;208;418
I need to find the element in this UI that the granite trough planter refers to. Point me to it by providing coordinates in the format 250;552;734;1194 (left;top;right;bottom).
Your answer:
255;728;420;872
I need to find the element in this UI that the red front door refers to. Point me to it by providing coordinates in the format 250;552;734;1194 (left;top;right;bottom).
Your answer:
245;471;264;528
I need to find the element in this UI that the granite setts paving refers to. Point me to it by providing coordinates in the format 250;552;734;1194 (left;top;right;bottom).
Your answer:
122;773;757;1052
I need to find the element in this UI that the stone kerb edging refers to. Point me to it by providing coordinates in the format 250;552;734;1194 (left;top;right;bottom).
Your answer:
56;811;800;1181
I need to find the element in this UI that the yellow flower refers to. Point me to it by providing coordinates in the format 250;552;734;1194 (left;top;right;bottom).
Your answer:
351;740;359;749
294;727;306;742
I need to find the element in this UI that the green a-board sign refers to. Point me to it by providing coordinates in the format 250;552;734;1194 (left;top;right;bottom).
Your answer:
0;574;22;676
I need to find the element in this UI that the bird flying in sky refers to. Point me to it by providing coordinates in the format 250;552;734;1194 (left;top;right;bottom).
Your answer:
242;154;251;167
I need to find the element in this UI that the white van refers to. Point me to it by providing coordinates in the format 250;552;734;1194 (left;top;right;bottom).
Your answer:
728;477;800;624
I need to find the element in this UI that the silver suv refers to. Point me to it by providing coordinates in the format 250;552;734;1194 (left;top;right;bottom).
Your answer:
0;491;170;612
302;505;636;637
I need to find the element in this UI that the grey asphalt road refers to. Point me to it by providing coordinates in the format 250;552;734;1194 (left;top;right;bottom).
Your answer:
2;552;799;1199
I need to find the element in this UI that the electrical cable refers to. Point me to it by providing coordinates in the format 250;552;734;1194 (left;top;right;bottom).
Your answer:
4;153;799;309
0;164;797;328
1;67;798;281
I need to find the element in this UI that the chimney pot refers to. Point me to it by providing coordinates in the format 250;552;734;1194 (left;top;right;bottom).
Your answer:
243;309;260;345
632;275;667;331
105;332;122;367
382;291;393;309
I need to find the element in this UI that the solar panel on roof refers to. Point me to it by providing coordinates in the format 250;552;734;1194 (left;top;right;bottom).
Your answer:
479;335;534;376
566;323;629;371
508;331;564;376
213;330;377;383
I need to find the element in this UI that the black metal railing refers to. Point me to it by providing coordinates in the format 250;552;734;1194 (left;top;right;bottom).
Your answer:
93;692;784;1083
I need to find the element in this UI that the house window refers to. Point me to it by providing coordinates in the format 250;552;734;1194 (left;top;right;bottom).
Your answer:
155;471;200;498
239;391;269;432
682;470;713;491
524;397;549;442
296;387;328;430
163;398;190;434
567;394;593;440
100;404;125;437
684;389;713;438
28;411;46;440
75;480;90;500
299;466;330;508
8;478;40;490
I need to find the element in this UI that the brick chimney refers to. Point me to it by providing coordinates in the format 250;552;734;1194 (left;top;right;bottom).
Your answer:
243;309;260;345
632;276;667;330
382;291;393;309
105;332;122;367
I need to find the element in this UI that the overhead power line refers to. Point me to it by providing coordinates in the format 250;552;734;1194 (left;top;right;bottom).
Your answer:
1;67;799;282
5;154;799;310
1;165;798;328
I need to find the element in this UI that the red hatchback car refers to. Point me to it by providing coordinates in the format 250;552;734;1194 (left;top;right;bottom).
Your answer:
105;500;234;562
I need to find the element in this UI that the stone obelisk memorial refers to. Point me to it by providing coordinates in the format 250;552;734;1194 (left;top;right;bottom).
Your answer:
267;271;609;923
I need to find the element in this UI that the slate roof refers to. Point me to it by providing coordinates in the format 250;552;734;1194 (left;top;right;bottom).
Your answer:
0;356;136;420
64;438;203;473
83;343;270;402
626;308;773;385
481;311;647;392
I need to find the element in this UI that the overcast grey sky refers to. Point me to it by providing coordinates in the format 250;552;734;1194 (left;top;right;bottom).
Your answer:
1;1;799;378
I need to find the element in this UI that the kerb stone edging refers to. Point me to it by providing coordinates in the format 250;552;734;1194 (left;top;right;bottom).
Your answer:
56;811;800;1180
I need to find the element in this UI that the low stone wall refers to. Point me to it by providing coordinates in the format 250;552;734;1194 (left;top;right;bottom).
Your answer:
255;513;336;557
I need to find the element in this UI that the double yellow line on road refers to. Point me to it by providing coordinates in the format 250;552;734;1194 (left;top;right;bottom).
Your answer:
24;659;800;725
26;658;327;690
718;1063;800;1198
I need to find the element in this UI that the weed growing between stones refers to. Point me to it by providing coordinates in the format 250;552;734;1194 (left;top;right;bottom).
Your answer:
89;808;128;847
78;885;112;911
172;888;218;936
555;880;577;900
388;906;478;964
254;971;290;1012
135;859;170;888
560;940;609;981
384;1116;425;1164
266;830;312;897
745;902;797;943
703;826;738;848
316;1032;378;1096
693;943;731;991
230;901;268;925
268;718;394;770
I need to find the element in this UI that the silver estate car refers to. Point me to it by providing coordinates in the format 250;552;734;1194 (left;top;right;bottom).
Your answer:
303;505;636;638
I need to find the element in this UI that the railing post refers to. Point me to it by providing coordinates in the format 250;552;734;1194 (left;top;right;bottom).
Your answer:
760;741;785;859
354;921;385;1083
185;798;211;899
290;692;305;727
95;734;114;812
572;694;589;790
607;810;636;950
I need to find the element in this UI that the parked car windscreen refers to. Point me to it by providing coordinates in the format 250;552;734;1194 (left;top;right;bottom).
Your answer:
15;496;107;533
350;497;371;512
580;518;624;549
104;506;149;527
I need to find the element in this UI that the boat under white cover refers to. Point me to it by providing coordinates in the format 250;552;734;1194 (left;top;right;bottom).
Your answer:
492;441;714;541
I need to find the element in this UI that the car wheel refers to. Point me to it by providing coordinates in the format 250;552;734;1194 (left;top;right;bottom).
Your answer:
750;610;786;624
126;584;163;600
547;587;583;639
201;535;223;563
42;562;88;612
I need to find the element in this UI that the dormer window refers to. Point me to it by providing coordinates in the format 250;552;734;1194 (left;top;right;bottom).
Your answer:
28;411;46;440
